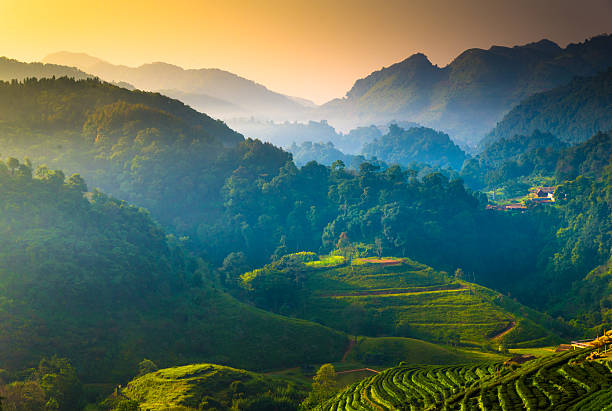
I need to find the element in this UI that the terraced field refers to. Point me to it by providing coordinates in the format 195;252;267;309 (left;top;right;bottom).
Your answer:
320;349;612;411
299;256;558;346
320;363;503;410
243;253;562;346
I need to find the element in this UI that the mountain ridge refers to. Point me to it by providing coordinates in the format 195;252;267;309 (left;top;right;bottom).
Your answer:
482;67;612;146
318;34;612;144
43;51;314;120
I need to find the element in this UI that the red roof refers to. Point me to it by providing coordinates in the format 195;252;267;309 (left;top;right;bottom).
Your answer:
505;204;527;210
532;198;553;203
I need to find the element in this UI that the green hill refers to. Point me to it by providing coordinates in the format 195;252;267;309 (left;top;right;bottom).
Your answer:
461;130;611;191
107;363;308;411
362;125;467;170
0;76;241;143
0;56;92;82
320;348;612;410
0;160;346;382
241;253;561;347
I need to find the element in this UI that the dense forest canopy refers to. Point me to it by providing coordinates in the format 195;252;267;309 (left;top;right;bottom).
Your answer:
362;125;467;170
461;130;612;191
0;56;92;82
0;158;347;384
0;78;609;322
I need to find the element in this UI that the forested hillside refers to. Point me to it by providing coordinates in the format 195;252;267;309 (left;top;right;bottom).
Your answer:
544;165;612;327
0;77;247;250
362;125;467;170
461;130;611;191
484;68;612;146
319;35;612;143
1;78;608;335
0;56;92;82
289;141;365;168
0;159;347;383
0;78;537;272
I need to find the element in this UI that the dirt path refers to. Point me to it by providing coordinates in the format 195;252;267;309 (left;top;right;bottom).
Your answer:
336;368;380;375
342;338;356;362
492;320;516;340
322;283;467;298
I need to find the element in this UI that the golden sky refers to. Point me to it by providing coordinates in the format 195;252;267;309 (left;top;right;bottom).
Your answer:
1;0;611;103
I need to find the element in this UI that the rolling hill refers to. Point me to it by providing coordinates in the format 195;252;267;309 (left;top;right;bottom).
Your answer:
0;159;347;383
241;253;562;348
0;56;92;82
362;125;467;170
106;363;308;410
318;34;612;145
0;76;249;242
42;51;312;120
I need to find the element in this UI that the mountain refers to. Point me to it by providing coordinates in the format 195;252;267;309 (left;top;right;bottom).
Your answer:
0;56;92;81
0;160;347;383
227;119;342;148
159;88;249;118
42;51;313;120
0;78;604;335
227;119;384;154
483;68;612;146
362;125;468;170
0;77;242;144
0;77;251;246
319;35;612;144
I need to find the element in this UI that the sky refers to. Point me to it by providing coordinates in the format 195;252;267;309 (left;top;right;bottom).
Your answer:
1;0;611;103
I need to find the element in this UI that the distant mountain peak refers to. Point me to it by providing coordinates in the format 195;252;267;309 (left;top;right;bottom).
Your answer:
397;52;435;69
319;34;612;144
42;51;108;70
521;39;562;54
41;52;315;119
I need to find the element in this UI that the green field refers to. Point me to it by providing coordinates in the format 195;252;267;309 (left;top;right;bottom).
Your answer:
345;337;506;367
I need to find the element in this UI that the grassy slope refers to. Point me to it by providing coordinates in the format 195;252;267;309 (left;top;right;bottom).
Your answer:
294;256;559;346
117;363;307;410
345;336;506;366
2;283;348;382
